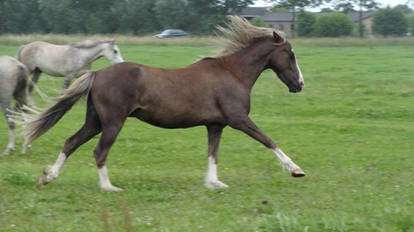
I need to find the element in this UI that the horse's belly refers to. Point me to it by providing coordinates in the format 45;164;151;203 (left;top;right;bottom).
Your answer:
37;64;66;77
130;108;206;129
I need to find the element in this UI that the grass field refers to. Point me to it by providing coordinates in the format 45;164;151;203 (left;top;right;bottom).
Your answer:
0;37;413;231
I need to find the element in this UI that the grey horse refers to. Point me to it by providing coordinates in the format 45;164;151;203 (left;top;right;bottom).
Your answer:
0;56;30;154
17;39;124;105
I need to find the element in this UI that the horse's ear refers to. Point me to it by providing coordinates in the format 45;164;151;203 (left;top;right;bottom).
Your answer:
273;31;284;44
110;39;115;45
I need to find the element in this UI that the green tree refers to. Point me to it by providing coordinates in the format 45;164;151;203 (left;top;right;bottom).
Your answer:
313;12;353;37
372;7;408;37
297;11;316;37
0;0;5;34
3;0;41;33
154;0;188;30
251;17;268;27
268;0;324;38
270;6;290;12
219;0;253;14
393;4;413;15
114;0;159;35
328;0;379;37
409;15;414;36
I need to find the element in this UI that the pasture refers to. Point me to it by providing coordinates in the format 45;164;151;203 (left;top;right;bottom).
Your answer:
0;37;413;231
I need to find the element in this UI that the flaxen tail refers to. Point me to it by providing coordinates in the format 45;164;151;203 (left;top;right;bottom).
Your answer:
23;72;96;144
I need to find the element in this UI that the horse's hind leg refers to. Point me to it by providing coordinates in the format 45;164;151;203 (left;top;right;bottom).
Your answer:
37;97;102;186
94;120;126;192
204;124;228;189
28;68;41;106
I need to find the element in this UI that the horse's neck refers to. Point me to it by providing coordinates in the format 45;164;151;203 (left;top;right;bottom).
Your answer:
76;44;106;64
219;41;272;90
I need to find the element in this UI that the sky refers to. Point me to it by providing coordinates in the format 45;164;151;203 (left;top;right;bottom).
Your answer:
251;0;412;9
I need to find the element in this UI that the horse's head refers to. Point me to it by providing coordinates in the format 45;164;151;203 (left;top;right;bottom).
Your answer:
268;32;304;93
102;40;124;64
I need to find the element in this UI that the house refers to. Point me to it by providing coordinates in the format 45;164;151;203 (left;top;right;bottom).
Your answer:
343;11;374;36
238;7;374;37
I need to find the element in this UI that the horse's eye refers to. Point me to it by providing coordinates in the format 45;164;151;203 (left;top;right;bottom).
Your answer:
113;50;118;54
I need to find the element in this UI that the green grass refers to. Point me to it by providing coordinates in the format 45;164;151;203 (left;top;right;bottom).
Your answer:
1;39;414;231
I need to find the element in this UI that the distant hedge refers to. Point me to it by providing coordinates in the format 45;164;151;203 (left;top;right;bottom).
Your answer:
313;13;353;37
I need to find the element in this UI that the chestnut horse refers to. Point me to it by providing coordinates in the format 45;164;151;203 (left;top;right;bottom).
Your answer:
23;17;305;191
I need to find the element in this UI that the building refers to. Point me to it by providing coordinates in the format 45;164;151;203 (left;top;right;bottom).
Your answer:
239;7;374;37
343;11;374;37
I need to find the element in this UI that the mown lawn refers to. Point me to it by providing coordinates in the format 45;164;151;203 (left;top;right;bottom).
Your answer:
0;39;413;231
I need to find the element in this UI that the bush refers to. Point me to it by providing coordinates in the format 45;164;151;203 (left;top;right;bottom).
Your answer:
297;11;316;37
251;17;268;27
406;14;414;36
313;12;353;37
372;7;408;37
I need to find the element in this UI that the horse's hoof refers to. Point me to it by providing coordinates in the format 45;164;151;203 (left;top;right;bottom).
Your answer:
42;168;50;175
101;185;124;192
291;168;305;177
21;146;30;154
4;147;14;155
36;175;48;187
205;180;229;189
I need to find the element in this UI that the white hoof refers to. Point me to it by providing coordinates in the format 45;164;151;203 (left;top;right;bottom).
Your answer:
100;184;123;192
4;147;14;155
21;145;31;154
204;180;229;189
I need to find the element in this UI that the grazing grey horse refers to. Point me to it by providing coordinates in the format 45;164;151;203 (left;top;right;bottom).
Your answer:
0;56;30;154
17;39;124;105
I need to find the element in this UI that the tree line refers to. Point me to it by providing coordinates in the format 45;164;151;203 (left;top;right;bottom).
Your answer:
292;6;413;37
0;0;413;37
0;0;252;35
254;0;414;37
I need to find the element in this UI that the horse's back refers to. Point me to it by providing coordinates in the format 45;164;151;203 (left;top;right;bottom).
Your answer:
18;41;69;73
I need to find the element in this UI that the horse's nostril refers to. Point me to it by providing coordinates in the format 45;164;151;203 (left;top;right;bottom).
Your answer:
299;81;304;87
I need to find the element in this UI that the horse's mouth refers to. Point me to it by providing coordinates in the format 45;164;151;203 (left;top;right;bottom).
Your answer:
289;82;302;93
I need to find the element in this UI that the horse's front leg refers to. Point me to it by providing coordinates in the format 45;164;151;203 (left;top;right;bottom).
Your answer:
229;117;305;177
63;74;76;90
204;124;228;189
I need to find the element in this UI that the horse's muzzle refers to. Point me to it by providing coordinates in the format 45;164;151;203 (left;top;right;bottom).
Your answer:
289;83;302;93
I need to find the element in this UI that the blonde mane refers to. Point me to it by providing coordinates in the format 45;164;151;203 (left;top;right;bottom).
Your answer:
216;16;285;57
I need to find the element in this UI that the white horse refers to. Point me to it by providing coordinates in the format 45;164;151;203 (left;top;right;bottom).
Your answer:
0;56;30;154
17;39;124;105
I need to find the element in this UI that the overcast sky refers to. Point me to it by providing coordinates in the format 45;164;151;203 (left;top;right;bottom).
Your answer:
251;0;411;9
